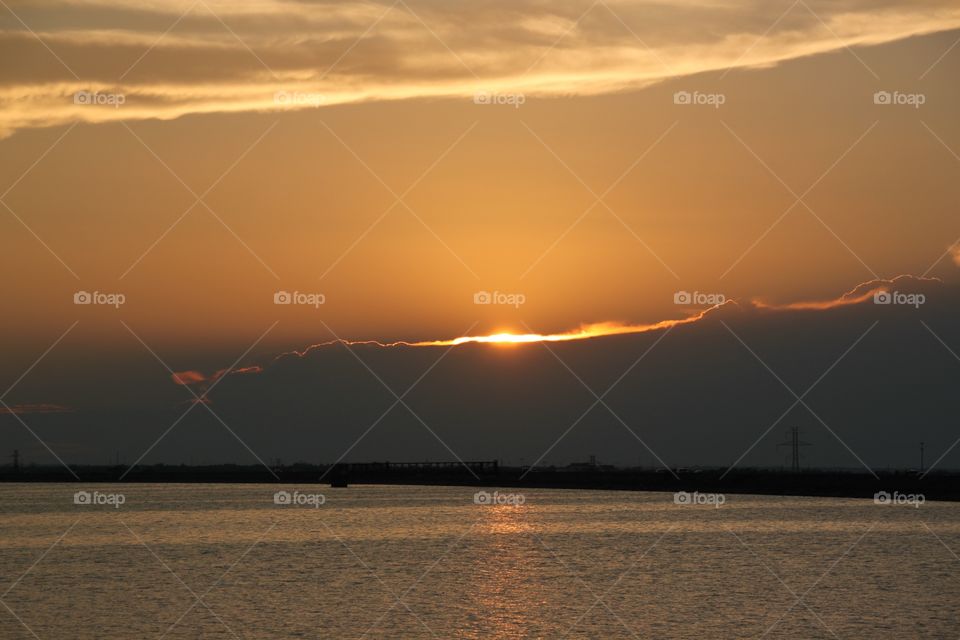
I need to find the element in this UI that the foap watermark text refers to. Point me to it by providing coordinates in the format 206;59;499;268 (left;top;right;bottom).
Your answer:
274;490;326;508
74;291;125;308
674;91;725;108
274;91;325;107
474;290;525;308
873;91;925;108
873;290;924;308
473;91;525;108
474;490;525;505
674;290;725;306
74;490;126;508
874;491;924;508
74;90;125;108
674;491;725;508
274;291;325;308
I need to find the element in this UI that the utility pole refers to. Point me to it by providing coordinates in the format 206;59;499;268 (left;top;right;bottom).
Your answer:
12;449;20;473
920;442;925;473
777;427;812;472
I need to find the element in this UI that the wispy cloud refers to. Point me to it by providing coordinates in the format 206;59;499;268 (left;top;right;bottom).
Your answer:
751;275;942;311
175;274;943;385
171;365;262;387
2;0;959;135
0;403;74;415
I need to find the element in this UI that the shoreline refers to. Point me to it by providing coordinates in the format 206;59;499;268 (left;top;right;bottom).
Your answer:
2;465;956;502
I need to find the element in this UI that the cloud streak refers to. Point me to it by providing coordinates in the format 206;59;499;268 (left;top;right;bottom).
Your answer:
2;0;959;135
172;274;941;387
751;275;942;311
0;403;74;415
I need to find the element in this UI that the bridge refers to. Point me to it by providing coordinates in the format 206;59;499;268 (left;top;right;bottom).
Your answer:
329;460;499;473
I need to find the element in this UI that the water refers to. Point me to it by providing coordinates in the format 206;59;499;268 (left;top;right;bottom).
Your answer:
1;484;958;639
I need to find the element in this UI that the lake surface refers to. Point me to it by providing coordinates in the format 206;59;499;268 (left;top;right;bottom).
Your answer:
1;484;958;638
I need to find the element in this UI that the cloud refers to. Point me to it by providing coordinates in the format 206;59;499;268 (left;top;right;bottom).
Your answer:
179;274;938;384
750;275;942;311
171;366;262;388
0;403;74;414
162;273;958;469
9;274;958;468
1;0;959;134
171;370;206;385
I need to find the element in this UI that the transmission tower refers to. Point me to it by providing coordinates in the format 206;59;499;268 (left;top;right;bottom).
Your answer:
777;427;811;472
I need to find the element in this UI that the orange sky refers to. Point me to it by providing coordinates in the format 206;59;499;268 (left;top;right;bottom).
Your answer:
1;1;959;363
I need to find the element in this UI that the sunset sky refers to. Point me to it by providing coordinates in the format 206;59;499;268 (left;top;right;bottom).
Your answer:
2;0;960;468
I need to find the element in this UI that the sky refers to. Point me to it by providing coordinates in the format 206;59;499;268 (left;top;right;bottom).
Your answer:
1;0;960;471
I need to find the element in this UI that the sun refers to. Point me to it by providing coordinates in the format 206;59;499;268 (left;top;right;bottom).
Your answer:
452;332;545;345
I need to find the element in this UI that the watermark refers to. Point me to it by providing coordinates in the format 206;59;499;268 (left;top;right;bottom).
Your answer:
74;290;125;308
674;290;725;306
874;491;924;508
673;91;725;108
474;490;525;506
273;490;326;508
73;490;125;509
274;290;325;308
673;491;725;508
873;91;925;109
274;91;325;108
473;91;525;108
474;290;525;308
873;290;924;308
73;90;125;108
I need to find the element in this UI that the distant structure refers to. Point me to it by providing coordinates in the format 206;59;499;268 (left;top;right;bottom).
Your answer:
777;427;812;472
565;455;614;472
920;442;925;473
333;460;499;474
11;450;20;473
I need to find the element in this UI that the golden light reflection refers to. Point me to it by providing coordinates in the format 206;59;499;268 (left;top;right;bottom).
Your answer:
479;502;534;537
465;499;537;638
389;309;720;347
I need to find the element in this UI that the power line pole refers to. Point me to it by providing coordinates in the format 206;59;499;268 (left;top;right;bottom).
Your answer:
777;427;812;472
920;441;925;473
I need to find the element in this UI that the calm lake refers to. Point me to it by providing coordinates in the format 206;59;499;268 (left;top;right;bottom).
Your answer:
1;483;958;638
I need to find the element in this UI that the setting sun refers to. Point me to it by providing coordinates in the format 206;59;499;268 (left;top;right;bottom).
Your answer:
3;0;960;637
